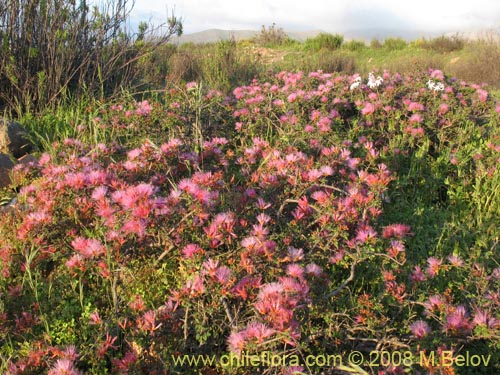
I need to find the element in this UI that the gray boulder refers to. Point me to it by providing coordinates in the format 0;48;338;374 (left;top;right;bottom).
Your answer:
0;119;32;158
0;153;15;188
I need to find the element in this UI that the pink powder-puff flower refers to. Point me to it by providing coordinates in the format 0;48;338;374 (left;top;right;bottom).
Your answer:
409;113;422;124
382;224;412;239
410;320;431;339
476;89;488;103
283;366;305;375
214;266;232;285
135;100;152;116
186;81;197;90
286;247;304;262
202;258;219;276
439;103;449;115
447;254;464;267
286;263;304;279
227;331;247;354
181;244;204;259
445;305;471;334
91;186;108;201
473;309;499;328
425;295;446;312
66;254;84;270
430;69;444;80
355;225;377;244
244;321;275;343
361;102;375;115
62;345;79;361
410;265;426;283
89;310;102;325
48;359;82;375
71;237;105;258
408;102;424;111
426;257;442;277
121;219;147;238
305;263;322;277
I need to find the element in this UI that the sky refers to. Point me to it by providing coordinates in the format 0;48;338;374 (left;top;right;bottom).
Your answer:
130;0;500;35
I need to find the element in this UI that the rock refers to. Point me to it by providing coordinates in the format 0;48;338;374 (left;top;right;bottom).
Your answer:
0;153;15;188
0;119;33;158
17;154;38;166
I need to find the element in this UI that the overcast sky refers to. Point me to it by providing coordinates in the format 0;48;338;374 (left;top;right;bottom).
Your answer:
130;0;500;34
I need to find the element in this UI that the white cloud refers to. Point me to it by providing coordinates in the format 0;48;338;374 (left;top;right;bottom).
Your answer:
130;0;500;34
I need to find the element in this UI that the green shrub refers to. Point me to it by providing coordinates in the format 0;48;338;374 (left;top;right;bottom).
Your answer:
449;38;500;88
420;35;465;53
343;39;366;51
370;38;383;49
304;33;344;51
253;23;293;48
276;51;356;74
383;37;407;50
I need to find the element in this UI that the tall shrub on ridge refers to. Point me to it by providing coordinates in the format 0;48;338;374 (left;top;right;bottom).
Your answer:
0;0;182;114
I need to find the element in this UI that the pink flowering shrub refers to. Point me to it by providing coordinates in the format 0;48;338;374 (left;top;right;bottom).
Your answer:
0;69;499;374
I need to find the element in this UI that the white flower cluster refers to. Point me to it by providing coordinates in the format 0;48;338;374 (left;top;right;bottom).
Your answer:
427;79;444;91
367;72;384;88
349;73;384;90
349;76;362;90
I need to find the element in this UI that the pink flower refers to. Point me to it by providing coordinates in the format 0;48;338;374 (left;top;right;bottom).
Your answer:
227;331;247;354
62;345;79;361
447;254;464;267
430;69;444;80
425;295;446;312
71;237;105;258
410;320;431;339
89;311;102;325
244;321;274;343
48;359;82;375
476;89;488;103
202;259;219;277
185;275;205;296
408;102;424;111
214;266;232;284
410;265;426;283
127;148;142;160
426;257;442;277
121;219;147;237
382;224;412;239
283;367;305;375
91;186;108;201
112;350;138;373
286;264;304;279
409;113;422;124
305;263;322;277
355;225;377;244
137;310;160;333
387;240;405;257
473;309;499;328
361;102;375;115
285;247;304;262
66;254;84;270
438;103;449;115
181;244;204;258
445;305;471;334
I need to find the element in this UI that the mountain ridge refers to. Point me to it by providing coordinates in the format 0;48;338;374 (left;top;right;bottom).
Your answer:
168;27;500;45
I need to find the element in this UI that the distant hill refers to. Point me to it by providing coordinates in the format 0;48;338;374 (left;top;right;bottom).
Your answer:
169;28;325;45
169;27;500;45
343;28;443;42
